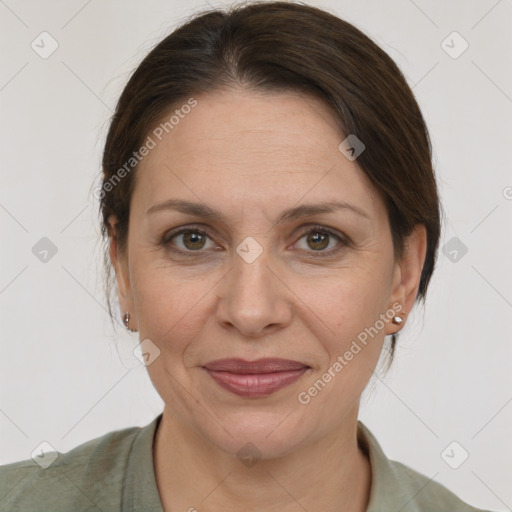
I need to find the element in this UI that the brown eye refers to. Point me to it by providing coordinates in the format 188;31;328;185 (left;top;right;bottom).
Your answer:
295;226;347;256
306;231;330;251
180;231;207;250
163;228;215;254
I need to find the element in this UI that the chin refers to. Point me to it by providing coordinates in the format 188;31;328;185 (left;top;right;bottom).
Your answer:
202;411;308;461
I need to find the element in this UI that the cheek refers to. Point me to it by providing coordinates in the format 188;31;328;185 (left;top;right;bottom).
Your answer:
308;264;392;339
131;264;213;350
296;274;388;423
298;264;391;396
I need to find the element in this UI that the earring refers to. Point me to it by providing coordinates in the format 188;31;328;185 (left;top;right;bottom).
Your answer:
123;312;137;332
392;315;404;325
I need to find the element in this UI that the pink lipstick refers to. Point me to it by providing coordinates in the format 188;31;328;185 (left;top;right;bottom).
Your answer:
203;358;309;398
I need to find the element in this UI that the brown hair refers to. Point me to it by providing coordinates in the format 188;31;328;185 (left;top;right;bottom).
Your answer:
98;0;441;364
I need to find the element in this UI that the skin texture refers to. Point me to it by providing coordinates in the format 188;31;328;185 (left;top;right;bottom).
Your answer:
109;87;427;512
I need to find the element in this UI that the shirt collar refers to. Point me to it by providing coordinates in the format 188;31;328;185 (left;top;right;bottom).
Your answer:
122;413;164;512
357;420;425;512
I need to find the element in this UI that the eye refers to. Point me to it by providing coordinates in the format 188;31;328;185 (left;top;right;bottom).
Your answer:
162;226;217;255
294;225;347;257
161;224;348;258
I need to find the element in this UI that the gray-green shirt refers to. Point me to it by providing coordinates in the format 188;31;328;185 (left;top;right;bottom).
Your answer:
0;414;492;511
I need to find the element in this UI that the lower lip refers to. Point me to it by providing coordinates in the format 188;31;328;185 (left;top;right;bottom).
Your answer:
204;367;309;397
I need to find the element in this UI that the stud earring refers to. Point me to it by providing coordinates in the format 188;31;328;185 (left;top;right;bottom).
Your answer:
123;312;137;332
392;315;404;325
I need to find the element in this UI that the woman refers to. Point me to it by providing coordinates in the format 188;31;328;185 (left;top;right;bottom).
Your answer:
0;1;494;511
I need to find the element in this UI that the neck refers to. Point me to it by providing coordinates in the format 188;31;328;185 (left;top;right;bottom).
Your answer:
153;404;371;512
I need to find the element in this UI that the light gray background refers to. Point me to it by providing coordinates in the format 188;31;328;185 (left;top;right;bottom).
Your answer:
1;0;511;510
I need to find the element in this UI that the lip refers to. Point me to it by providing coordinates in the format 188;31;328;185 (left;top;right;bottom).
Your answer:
203;358;308;373
203;358;310;398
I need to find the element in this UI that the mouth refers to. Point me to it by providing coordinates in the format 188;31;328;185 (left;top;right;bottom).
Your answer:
202;358;310;398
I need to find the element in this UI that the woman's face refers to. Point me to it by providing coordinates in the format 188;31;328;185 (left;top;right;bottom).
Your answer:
110;88;425;458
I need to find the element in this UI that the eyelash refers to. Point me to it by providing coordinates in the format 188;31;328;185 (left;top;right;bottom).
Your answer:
161;224;349;258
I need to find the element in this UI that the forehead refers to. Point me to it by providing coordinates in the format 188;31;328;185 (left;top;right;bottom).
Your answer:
133;88;384;221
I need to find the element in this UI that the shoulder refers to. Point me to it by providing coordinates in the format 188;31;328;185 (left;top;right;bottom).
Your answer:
357;421;495;512
386;457;491;512
0;423;143;512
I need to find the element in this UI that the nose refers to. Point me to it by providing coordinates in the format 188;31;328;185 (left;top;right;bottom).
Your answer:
215;245;293;338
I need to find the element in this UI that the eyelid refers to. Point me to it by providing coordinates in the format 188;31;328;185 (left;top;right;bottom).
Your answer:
294;223;349;243
161;223;211;243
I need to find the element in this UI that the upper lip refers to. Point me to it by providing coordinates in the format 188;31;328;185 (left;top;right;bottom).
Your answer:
203;358;309;374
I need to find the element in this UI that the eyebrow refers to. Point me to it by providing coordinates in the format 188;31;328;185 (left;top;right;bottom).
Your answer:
145;199;370;223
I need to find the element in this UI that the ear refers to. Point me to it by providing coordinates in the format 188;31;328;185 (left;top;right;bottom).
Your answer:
385;224;428;335
108;216;137;330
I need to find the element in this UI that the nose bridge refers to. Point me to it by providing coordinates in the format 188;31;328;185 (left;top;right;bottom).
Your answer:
217;236;291;336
